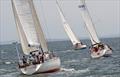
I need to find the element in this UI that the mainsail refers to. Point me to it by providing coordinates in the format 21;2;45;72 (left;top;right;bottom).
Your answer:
79;0;100;44
56;0;81;45
12;0;48;54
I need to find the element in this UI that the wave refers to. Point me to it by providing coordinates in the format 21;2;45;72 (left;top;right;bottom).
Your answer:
0;72;19;77
0;68;18;76
60;49;74;53
64;59;79;63
0;69;7;72
60;68;90;74
0;61;14;65
61;68;75;72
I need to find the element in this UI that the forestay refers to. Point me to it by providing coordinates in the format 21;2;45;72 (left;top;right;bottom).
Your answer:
79;0;100;44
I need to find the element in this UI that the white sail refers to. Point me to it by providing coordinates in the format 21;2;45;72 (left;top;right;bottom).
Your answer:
13;0;40;46
12;0;38;55
12;0;48;53
79;0;100;44
28;0;48;52
56;1;81;45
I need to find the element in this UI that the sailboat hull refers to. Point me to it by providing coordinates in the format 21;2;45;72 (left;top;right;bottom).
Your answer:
20;57;60;75
74;44;87;50
90;44;112;58
103;45;112;57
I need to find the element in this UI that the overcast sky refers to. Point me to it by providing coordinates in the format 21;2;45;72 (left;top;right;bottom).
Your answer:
0;0;120;43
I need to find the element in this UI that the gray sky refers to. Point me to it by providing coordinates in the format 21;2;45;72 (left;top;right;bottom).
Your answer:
0;0;120;43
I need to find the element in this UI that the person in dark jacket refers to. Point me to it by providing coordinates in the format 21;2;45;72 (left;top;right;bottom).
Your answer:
22;56;27;64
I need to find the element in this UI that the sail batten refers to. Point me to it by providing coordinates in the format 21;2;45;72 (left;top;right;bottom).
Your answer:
79;1;100;44
56;0;81;45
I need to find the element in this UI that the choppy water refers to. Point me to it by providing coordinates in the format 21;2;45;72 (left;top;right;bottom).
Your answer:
0;38;120;77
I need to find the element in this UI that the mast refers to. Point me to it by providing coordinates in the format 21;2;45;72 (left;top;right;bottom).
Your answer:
56;0;81;45
79;0;100;44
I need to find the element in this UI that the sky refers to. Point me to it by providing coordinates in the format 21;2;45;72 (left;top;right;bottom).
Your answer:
0;0;120;43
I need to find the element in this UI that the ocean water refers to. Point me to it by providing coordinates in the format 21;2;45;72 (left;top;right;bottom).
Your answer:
0;38;120;77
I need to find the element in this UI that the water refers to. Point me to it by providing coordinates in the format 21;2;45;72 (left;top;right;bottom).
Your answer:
0;38;120;77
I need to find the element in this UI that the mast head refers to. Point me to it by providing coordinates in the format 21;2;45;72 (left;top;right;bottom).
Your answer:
78;0;86;8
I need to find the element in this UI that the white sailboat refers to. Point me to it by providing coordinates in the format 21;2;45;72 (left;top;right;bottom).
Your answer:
56;0;86;50
11;0;60;75
78;0;112;58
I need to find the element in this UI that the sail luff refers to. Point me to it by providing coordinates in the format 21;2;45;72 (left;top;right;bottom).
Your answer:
11;0;38;55
79;1;100;44
56;0;81;45
28;0;48;52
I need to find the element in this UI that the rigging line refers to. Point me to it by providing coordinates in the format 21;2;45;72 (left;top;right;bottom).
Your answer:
40;1;52;42
15;43;21;61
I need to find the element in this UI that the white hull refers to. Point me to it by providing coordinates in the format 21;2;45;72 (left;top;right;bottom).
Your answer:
20;57;60;75
74;43;87;50
103;45;112;57
90;44;112;58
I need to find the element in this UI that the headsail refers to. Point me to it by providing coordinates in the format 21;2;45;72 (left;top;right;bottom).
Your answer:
12;0;48;54
56;0;81;45
79;0;100;44
28;0;48;52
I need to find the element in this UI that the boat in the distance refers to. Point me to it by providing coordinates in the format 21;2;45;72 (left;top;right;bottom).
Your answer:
11;0;60;75
78;0;112;58
56;0;86;50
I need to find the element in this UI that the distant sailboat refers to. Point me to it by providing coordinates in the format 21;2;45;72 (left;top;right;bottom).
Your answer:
11;0;60;75
79;0;112;58
56;0;86;50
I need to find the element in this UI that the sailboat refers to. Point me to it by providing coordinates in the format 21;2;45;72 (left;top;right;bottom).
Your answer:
78;0;112;58
11;0;60;75
56;0;86;50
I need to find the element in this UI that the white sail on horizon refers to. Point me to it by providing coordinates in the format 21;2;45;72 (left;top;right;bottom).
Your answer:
56;0;81;45
79;0;100;44
12;0;48;54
